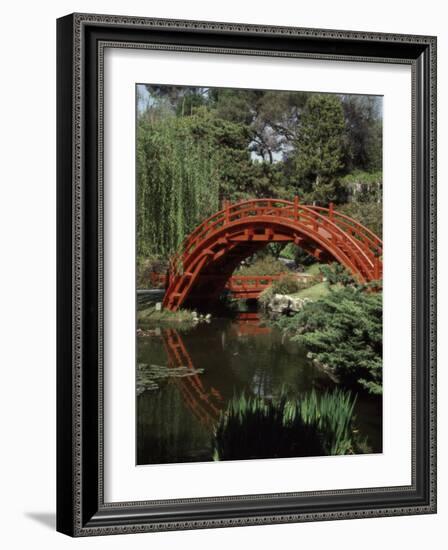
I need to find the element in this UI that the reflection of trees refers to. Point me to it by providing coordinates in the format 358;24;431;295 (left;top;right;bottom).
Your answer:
230;313;274;398
226;315;332;400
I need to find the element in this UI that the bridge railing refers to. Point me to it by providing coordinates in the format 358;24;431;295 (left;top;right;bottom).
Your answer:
226;273;319;289
307;205;382;254
152;271;318;290
226;275;281;290
168;198;382;281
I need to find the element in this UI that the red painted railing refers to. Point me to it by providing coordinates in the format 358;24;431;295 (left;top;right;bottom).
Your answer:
161;329;223;427
162;198;382;311
149;272;319;298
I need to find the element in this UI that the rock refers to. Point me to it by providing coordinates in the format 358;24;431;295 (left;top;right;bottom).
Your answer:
267;293;309;315
155;302;162;311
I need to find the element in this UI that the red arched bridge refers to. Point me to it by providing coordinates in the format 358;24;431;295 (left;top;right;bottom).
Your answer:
162;198;382;311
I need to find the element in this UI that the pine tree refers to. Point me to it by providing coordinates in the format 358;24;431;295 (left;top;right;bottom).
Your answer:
292;94;346;204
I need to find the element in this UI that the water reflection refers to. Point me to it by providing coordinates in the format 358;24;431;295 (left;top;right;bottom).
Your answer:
137;313;375;465
161;328;223;428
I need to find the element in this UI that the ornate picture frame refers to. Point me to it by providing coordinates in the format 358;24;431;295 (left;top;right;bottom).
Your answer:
56;13;436;536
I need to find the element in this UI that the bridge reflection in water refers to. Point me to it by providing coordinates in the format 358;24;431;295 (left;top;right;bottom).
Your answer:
137;314;385;465
161;328;223;428
160;313;272;428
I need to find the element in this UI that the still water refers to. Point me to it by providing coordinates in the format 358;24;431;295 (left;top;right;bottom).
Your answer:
137;313;382;464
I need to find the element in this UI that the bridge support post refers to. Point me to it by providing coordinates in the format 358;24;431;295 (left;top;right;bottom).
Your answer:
294;196;299;220
329;202;334;221
373;255;381;280
223;199;230;223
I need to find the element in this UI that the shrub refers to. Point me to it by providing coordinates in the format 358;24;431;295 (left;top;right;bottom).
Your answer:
258;286;275;310
136;255;168;288
319;263;356;286
237;254;288;276
294;246;319;268
271;273;303;295
273;286;383;394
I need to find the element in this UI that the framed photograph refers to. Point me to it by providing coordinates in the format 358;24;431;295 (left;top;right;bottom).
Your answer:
57;13;437;536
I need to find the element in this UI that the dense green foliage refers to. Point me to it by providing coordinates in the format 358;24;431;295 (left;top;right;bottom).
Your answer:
338;200;383;238
319;263;356;286
212;388;360;460
137;85;383;260
137;112;219;258
136;256;168;288
341;96;382;173
274;286;383;394
290;94;346;204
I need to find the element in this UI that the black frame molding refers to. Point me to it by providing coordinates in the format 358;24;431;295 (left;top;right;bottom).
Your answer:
57;13;437;537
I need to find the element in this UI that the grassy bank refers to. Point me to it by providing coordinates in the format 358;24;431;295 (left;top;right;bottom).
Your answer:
289;281;333;301
138;305;194;324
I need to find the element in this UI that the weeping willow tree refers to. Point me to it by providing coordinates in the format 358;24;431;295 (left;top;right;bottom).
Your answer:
137;114;220;259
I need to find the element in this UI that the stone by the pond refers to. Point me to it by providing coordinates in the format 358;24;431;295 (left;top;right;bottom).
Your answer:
267;293;310;315
155;302;162;311
191;311;212;323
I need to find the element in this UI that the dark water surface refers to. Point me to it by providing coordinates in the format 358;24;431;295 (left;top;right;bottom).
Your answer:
137;313;382;464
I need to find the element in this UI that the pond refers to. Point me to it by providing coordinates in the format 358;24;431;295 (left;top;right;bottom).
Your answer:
136;310;382;464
